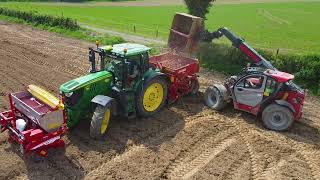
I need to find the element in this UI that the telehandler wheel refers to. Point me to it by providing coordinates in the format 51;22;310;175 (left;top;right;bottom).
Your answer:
137;77;168;117
204;85;226;110
262;104;294;131
90;104;111;139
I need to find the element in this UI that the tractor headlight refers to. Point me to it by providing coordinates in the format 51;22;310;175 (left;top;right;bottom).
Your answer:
65;92;74;98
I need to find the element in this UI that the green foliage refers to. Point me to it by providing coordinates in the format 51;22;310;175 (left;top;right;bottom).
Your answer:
0;7;79;30
1;2;319;52
184;0;215;19
198;43;320;96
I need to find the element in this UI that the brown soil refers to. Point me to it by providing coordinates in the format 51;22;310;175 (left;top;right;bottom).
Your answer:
0;22;320;180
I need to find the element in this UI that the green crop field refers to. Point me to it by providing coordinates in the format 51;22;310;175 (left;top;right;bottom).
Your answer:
0;1;319;53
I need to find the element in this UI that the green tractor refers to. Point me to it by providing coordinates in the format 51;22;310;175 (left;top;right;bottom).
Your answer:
60;43;169;138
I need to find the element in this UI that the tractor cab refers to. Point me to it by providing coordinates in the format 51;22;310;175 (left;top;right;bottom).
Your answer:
88;43;153;90
99;43;151;89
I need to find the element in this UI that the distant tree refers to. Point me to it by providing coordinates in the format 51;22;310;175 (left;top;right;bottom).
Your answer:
184;0;216;19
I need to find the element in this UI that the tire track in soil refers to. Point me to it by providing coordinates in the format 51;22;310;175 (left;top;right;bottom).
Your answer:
207;111;311;180
258;159;287;180
181;138;236;180
68;108;186;172
86;119;186;177
166;126;237;179
161;118;236;179
86;108;219;178
227;115;318;180
210;114;262;180
220;150;250;180
253;128;320;180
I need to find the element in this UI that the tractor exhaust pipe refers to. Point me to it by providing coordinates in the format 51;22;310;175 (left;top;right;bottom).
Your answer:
89;47;107;73
89;48;96;73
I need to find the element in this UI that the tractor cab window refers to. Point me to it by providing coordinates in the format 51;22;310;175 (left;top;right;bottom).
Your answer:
124;52;149;88
236;75;265;89
126;52;149;79
264;77;278;96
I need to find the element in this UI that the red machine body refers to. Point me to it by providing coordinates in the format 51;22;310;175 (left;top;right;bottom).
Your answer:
228;69;305;119
203;27;306;131
0;91;66;157
149;52;200;102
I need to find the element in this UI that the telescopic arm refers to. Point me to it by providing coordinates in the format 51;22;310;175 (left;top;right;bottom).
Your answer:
204;27;275;70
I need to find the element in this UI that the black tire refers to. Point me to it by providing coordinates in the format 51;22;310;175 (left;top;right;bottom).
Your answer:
90;104;112;139
262;104;294;131
137;77;168;117
189;79;199;95
204;85;226;111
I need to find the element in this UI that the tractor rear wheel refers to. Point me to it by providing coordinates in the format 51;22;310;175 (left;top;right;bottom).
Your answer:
137;77;168;117
204;85;226;110
262;104;294;131
90;104;112;139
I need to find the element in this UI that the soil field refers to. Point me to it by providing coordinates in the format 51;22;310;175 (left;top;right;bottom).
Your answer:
0;22;320;180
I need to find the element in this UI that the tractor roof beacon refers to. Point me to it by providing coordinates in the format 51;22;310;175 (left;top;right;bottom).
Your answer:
203;27;306;131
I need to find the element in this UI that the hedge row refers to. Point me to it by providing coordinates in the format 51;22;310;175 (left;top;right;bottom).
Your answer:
0;7;79;30
198;43;320;96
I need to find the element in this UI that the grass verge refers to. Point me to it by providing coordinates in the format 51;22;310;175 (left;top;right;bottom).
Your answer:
1;1;320;53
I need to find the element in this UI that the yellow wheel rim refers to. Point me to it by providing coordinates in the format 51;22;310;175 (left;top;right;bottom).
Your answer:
100;109;110;134
143;82;164;112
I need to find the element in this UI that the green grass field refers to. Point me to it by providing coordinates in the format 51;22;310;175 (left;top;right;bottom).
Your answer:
0;1;319;53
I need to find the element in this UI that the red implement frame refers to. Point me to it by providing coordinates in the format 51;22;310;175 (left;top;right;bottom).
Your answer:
149;52;200;102
0;93;66;157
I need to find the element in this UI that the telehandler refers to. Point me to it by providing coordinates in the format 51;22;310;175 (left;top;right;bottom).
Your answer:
203;28;306;131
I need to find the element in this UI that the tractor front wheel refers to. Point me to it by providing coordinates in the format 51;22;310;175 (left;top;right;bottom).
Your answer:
137;77;168;117
262;104;294;131
204;85;226;111
90;104;112;139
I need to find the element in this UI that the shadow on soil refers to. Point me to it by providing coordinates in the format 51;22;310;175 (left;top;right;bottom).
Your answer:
68;94;204;153
6;142;85;180
220;104;320;147
1;95;203;180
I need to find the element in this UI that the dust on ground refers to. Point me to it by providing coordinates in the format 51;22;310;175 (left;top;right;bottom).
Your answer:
0;22;320;180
